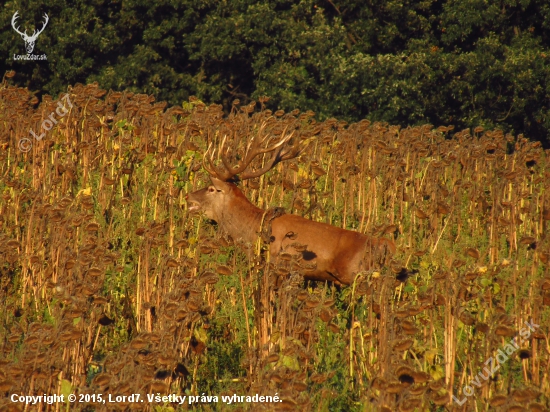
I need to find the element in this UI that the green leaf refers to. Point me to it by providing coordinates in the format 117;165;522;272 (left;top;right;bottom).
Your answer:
479;278;491;287
279;354;300;371
60;379;72;399
194;327;208;343
404;284;415;293
429;364;445;381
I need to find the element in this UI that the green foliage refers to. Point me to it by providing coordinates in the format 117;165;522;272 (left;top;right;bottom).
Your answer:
2;0;550;144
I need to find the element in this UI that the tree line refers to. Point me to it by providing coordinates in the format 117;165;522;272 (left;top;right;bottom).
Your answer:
2;0;549;145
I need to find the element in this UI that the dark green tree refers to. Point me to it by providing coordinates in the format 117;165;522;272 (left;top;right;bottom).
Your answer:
2;0;549;145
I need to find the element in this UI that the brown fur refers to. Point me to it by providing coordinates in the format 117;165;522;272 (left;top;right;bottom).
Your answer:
186;178;394;285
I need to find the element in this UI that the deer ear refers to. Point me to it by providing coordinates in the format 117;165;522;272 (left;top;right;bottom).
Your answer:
210;176;227;191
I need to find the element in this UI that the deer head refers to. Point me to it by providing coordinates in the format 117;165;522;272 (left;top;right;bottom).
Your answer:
186;122;302;242
12;11;49;54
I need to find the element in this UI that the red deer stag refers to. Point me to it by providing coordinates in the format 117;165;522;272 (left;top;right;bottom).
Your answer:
186;125;395;285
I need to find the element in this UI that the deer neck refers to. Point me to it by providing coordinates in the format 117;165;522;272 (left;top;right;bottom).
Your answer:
218;193;264;244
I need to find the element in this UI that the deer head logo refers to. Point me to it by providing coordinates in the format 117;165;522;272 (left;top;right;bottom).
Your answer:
11;11;49;54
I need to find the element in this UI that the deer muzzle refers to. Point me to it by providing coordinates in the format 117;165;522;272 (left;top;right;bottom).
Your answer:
185;194;201;213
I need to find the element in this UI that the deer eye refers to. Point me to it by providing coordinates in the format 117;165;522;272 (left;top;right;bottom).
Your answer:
208;187;215;192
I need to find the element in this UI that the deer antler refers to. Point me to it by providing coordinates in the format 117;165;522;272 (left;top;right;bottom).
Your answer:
203;122;304;182
30;13;49;40
11;11;27;37
11;11;49;40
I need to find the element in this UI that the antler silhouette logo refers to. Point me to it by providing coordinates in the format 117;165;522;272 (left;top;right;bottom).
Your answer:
11;11;49;54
